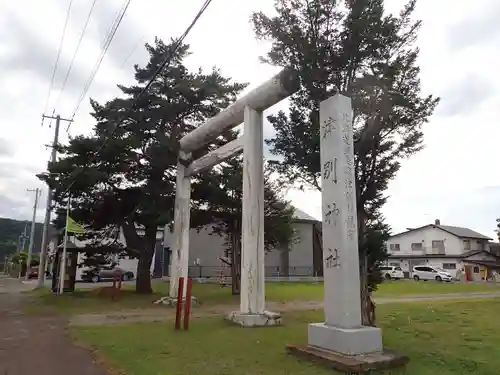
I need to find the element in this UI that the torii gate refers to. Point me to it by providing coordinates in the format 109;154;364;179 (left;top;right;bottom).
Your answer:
169;68;300;326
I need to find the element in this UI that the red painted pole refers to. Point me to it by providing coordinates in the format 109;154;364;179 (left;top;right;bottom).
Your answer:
112;275;117;301
175;277;184;330
183;277;193;330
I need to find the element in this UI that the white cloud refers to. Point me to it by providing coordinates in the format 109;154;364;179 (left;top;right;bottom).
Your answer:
0;0;498;241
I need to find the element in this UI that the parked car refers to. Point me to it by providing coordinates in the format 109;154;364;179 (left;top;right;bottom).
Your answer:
82;267;134;283
27;267;38;279
380;266;404;280
412;265;453;282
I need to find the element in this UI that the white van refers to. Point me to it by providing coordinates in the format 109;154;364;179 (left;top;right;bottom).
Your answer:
412;265;453;282
380;266;404;280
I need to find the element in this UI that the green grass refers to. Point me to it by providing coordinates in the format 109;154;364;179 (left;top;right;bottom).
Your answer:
73;299;500;375
26;280;500;315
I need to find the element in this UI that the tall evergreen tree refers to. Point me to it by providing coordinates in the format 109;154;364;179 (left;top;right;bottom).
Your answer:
252;0;439;324
194;158;296;294
49;38;246;294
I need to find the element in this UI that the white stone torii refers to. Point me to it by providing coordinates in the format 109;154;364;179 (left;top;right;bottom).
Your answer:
168;68;300;326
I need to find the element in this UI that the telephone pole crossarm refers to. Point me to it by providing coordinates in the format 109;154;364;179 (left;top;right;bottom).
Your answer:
42;114;73;123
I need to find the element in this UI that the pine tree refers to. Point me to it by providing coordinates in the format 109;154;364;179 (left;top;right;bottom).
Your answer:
252;0;439;324
193;158;296;294
49;38;246;294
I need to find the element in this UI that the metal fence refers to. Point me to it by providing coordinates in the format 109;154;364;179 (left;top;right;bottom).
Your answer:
185;265;316;279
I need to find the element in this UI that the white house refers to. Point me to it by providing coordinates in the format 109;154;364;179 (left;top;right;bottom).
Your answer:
386;219;500;281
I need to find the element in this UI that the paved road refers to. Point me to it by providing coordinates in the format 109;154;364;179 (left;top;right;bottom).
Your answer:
0;278;108;375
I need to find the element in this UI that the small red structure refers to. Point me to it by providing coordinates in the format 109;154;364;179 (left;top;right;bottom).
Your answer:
174;277;193;330
111;269;123;301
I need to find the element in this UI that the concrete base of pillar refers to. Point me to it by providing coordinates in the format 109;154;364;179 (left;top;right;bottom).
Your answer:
308;323;382;355
225;310;282;327
153;295;198;307
286;344;408;373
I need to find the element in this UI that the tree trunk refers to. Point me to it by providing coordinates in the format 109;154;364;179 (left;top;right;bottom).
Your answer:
358;211;376;326
230;234;241;295
122;221;156;295
280;248;290;276
360;253;376;326
136;224;157;294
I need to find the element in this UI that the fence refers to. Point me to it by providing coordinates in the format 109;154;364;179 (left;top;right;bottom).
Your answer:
185;265;316;279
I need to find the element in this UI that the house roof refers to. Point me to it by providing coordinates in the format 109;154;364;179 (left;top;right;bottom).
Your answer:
390;223;492;241
436;225;492;240
292;208;319;222
389;250;500;260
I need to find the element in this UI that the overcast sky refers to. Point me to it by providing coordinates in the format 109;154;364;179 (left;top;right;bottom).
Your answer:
0;0;498;239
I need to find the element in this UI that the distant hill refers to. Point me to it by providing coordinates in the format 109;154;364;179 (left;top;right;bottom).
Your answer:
0;217;44;259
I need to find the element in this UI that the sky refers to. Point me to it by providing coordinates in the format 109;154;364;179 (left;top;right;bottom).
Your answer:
0;0;498;239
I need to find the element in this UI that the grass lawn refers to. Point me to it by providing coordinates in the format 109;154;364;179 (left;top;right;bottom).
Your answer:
25;280;500;315
73;299;500;375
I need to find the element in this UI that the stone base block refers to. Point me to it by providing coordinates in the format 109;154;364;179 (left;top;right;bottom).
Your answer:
153;295;198;307
286;344;409;373
308;323;382;355
225;310;282;327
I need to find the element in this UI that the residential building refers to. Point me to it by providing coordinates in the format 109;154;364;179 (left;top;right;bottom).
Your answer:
386;219;500;281
52;208;320;281
159;208;321;278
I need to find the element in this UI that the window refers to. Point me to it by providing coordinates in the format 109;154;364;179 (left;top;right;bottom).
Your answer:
463;240;471;250
442;263;456;270
432;240;444;248
380;267;391;271
389;243;400;251
411;242;423;251
473;266;480;273
432;240;445;254
395;267;403;271
389;262;400;267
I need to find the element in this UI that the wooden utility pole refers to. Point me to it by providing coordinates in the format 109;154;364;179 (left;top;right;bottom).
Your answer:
26;188;41;280
36;114;72;288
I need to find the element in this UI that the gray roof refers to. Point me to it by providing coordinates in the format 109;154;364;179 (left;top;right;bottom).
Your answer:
391;223;493;240
292;208;319;222
436;225;492;240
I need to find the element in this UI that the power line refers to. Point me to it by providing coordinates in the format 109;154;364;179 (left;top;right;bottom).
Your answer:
120;34;146;69
70;0;131;123
143;0;212;95
52;0;98;113
42;0;74;125
63;0;213;194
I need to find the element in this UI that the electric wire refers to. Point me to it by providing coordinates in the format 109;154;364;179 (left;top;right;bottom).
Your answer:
63;0;213;194
52;0;98;114
120;34;146;69
41;0;74;126
69;0;131;124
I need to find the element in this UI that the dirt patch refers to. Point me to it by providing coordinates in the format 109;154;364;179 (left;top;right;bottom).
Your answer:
0;290;109;375
68;292;500;327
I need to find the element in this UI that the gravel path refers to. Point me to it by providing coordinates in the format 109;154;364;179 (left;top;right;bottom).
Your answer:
0;278;108;375
69;291;500;327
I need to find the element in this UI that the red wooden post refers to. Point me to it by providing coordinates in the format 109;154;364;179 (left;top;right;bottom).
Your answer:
117;271;123;290
175;277;184;330
183;277;193;330
112;271;122;301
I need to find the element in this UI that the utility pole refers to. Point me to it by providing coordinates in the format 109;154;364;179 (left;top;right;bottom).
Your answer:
18;223;28;279
19;223;28;252
26;188;41;280
36;114;73;288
